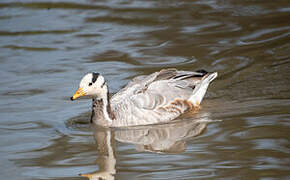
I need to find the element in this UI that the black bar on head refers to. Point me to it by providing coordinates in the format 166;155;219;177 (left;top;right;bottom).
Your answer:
101;80;106;88
92;72;100;83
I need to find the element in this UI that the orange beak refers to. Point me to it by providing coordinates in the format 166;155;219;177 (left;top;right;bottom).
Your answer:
70;88;85;101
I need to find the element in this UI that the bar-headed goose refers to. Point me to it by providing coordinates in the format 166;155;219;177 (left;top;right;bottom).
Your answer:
71;68;217;127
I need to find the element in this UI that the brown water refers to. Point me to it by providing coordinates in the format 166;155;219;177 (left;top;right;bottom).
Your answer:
0;0;290;179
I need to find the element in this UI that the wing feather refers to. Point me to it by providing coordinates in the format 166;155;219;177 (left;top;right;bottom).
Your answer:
111;68;207;106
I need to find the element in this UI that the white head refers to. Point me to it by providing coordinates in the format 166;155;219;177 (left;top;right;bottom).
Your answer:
71;72;108;101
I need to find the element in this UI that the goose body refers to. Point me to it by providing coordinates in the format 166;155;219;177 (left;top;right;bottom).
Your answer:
71;69;217;127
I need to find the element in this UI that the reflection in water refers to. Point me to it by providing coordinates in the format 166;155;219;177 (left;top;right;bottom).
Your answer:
81;113;215;179
81;127;116;180
115;116;210;154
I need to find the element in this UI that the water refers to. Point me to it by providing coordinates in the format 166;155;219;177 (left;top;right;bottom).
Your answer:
0;0;290;179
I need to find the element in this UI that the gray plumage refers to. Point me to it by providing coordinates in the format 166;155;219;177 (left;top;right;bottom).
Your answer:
78;68;218;127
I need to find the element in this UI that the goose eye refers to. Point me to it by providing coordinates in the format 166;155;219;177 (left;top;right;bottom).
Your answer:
88;82;93;86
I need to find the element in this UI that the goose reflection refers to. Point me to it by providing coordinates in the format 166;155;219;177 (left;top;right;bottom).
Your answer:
81;113;215;179
80;126;116;180
114;115;210;154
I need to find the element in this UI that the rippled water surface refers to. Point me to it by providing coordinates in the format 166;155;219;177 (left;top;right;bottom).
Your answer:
0;0;290;179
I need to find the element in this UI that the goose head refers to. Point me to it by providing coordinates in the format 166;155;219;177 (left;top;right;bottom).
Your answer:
71;72;108;101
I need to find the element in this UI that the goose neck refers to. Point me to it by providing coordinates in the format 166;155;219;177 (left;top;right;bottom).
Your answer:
92;91;115;126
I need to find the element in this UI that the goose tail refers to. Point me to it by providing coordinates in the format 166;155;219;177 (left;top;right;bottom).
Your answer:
188;72;218;106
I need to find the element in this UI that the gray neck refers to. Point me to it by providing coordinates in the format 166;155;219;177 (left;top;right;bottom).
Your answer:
91;92;115;126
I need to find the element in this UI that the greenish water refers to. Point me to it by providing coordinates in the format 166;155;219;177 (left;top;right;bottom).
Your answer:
0;0;289;179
